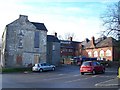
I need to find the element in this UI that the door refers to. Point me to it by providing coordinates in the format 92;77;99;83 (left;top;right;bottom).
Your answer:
34;54;40;64
16;55;22;66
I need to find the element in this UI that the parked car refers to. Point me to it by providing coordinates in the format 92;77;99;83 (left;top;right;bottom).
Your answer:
32;63;56;72
80;61;105;75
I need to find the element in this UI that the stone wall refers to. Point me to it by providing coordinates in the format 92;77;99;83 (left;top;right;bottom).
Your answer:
1;15;47;68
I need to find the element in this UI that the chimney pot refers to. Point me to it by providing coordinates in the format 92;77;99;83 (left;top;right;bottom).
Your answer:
70;37;73;41
55;32;57;37
91;36;95;47
19;15;28;21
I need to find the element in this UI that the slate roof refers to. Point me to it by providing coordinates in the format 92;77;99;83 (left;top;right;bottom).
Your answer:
47;35;60;42
60;40;81;49
81;37;118;49
31;22;48;31
60;40;81;44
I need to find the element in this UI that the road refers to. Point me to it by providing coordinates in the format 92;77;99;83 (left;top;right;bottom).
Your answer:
1;64;119;89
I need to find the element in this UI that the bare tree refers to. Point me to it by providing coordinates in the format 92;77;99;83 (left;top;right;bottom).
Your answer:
58;32;75;41
100;1;120;40
64;32;75;40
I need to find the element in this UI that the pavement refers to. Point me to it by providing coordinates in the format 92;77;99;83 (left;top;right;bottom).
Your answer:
95;77;120;87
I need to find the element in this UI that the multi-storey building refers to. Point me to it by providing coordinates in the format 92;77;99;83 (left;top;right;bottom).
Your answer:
60;37;81;63
1;15;48;67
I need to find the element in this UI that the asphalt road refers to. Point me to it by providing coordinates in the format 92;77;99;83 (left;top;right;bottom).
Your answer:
1;64;119;89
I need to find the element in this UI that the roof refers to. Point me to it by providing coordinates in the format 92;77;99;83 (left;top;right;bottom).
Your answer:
47;35;60;42
31;22;48;31
96;37;118;47
60;40;81;44
81;37;118;49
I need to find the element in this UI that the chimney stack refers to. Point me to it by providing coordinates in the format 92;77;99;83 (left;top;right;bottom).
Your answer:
70;37;73;41
54;32;57;37
19;15;28;22
91;36;95;47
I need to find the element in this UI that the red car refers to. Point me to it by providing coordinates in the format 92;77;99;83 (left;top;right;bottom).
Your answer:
80;61;105;75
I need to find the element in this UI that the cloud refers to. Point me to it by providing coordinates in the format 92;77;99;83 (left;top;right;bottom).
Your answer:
0;0;108;42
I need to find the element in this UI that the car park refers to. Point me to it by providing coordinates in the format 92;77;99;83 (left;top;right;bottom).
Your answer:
80;61;105;75
32;63;56;72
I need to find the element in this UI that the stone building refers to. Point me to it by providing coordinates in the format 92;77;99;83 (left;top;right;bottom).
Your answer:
1;15;48;68
47;33;60;66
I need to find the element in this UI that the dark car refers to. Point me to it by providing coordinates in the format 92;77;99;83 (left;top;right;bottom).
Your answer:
80;61;105;75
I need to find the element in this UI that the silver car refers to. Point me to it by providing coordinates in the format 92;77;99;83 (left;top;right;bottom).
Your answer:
32;63;56;72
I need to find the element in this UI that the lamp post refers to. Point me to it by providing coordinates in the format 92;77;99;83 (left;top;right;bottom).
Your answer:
118;1;120;79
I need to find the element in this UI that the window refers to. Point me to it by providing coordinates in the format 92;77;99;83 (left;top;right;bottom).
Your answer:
69;49;72;52
106;49;111;56
34;31;39;48
18;38;23;48
52;45;55;50
94;51;98;57
82;62;91;66
100;50;104;57
93;62;100;66
88;51;92;57
18;30;24;48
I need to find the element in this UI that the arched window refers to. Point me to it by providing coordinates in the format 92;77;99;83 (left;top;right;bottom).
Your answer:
106;49;111;56
100;50;104;57
94;51;98;57
88;51;92;57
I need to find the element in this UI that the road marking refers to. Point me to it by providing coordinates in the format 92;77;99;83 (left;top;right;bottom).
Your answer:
43;76;72;81
43;74;80;81
65;75;99;83
98;76;116;78
65;77;89;83
95;78;118;87
43;74;99;82
92;75;98;77
73;74;80;76
58;74;64;76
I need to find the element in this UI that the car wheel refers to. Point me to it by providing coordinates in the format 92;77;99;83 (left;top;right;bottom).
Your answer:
52;67;55;71
92;70;96;75
81;72;84;75
39;69;43;72
102;69;105;74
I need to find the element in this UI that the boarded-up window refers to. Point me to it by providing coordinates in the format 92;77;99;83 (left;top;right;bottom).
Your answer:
34;55;40;64
34;31;39;48
16;55;22;65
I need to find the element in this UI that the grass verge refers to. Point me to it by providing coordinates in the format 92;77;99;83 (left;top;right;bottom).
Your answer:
0;67;32;73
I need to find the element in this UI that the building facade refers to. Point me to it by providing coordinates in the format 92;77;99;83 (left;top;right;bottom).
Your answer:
1;15;48;68
47;33;60;66
60;37;81;64
79;36;120;61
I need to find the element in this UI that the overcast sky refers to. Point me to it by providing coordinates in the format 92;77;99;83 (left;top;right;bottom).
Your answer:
0;0;119;41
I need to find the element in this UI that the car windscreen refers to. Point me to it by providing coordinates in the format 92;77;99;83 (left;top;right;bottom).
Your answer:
82;62;91;66
35;64;38;67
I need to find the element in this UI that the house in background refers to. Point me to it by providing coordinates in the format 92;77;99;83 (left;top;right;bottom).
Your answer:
47;33;60;66
79;36;120;61
60;37;81;64
1;15;48;68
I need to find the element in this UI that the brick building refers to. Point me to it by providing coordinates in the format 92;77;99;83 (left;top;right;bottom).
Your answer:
60;37;81;63
79;36;120;61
